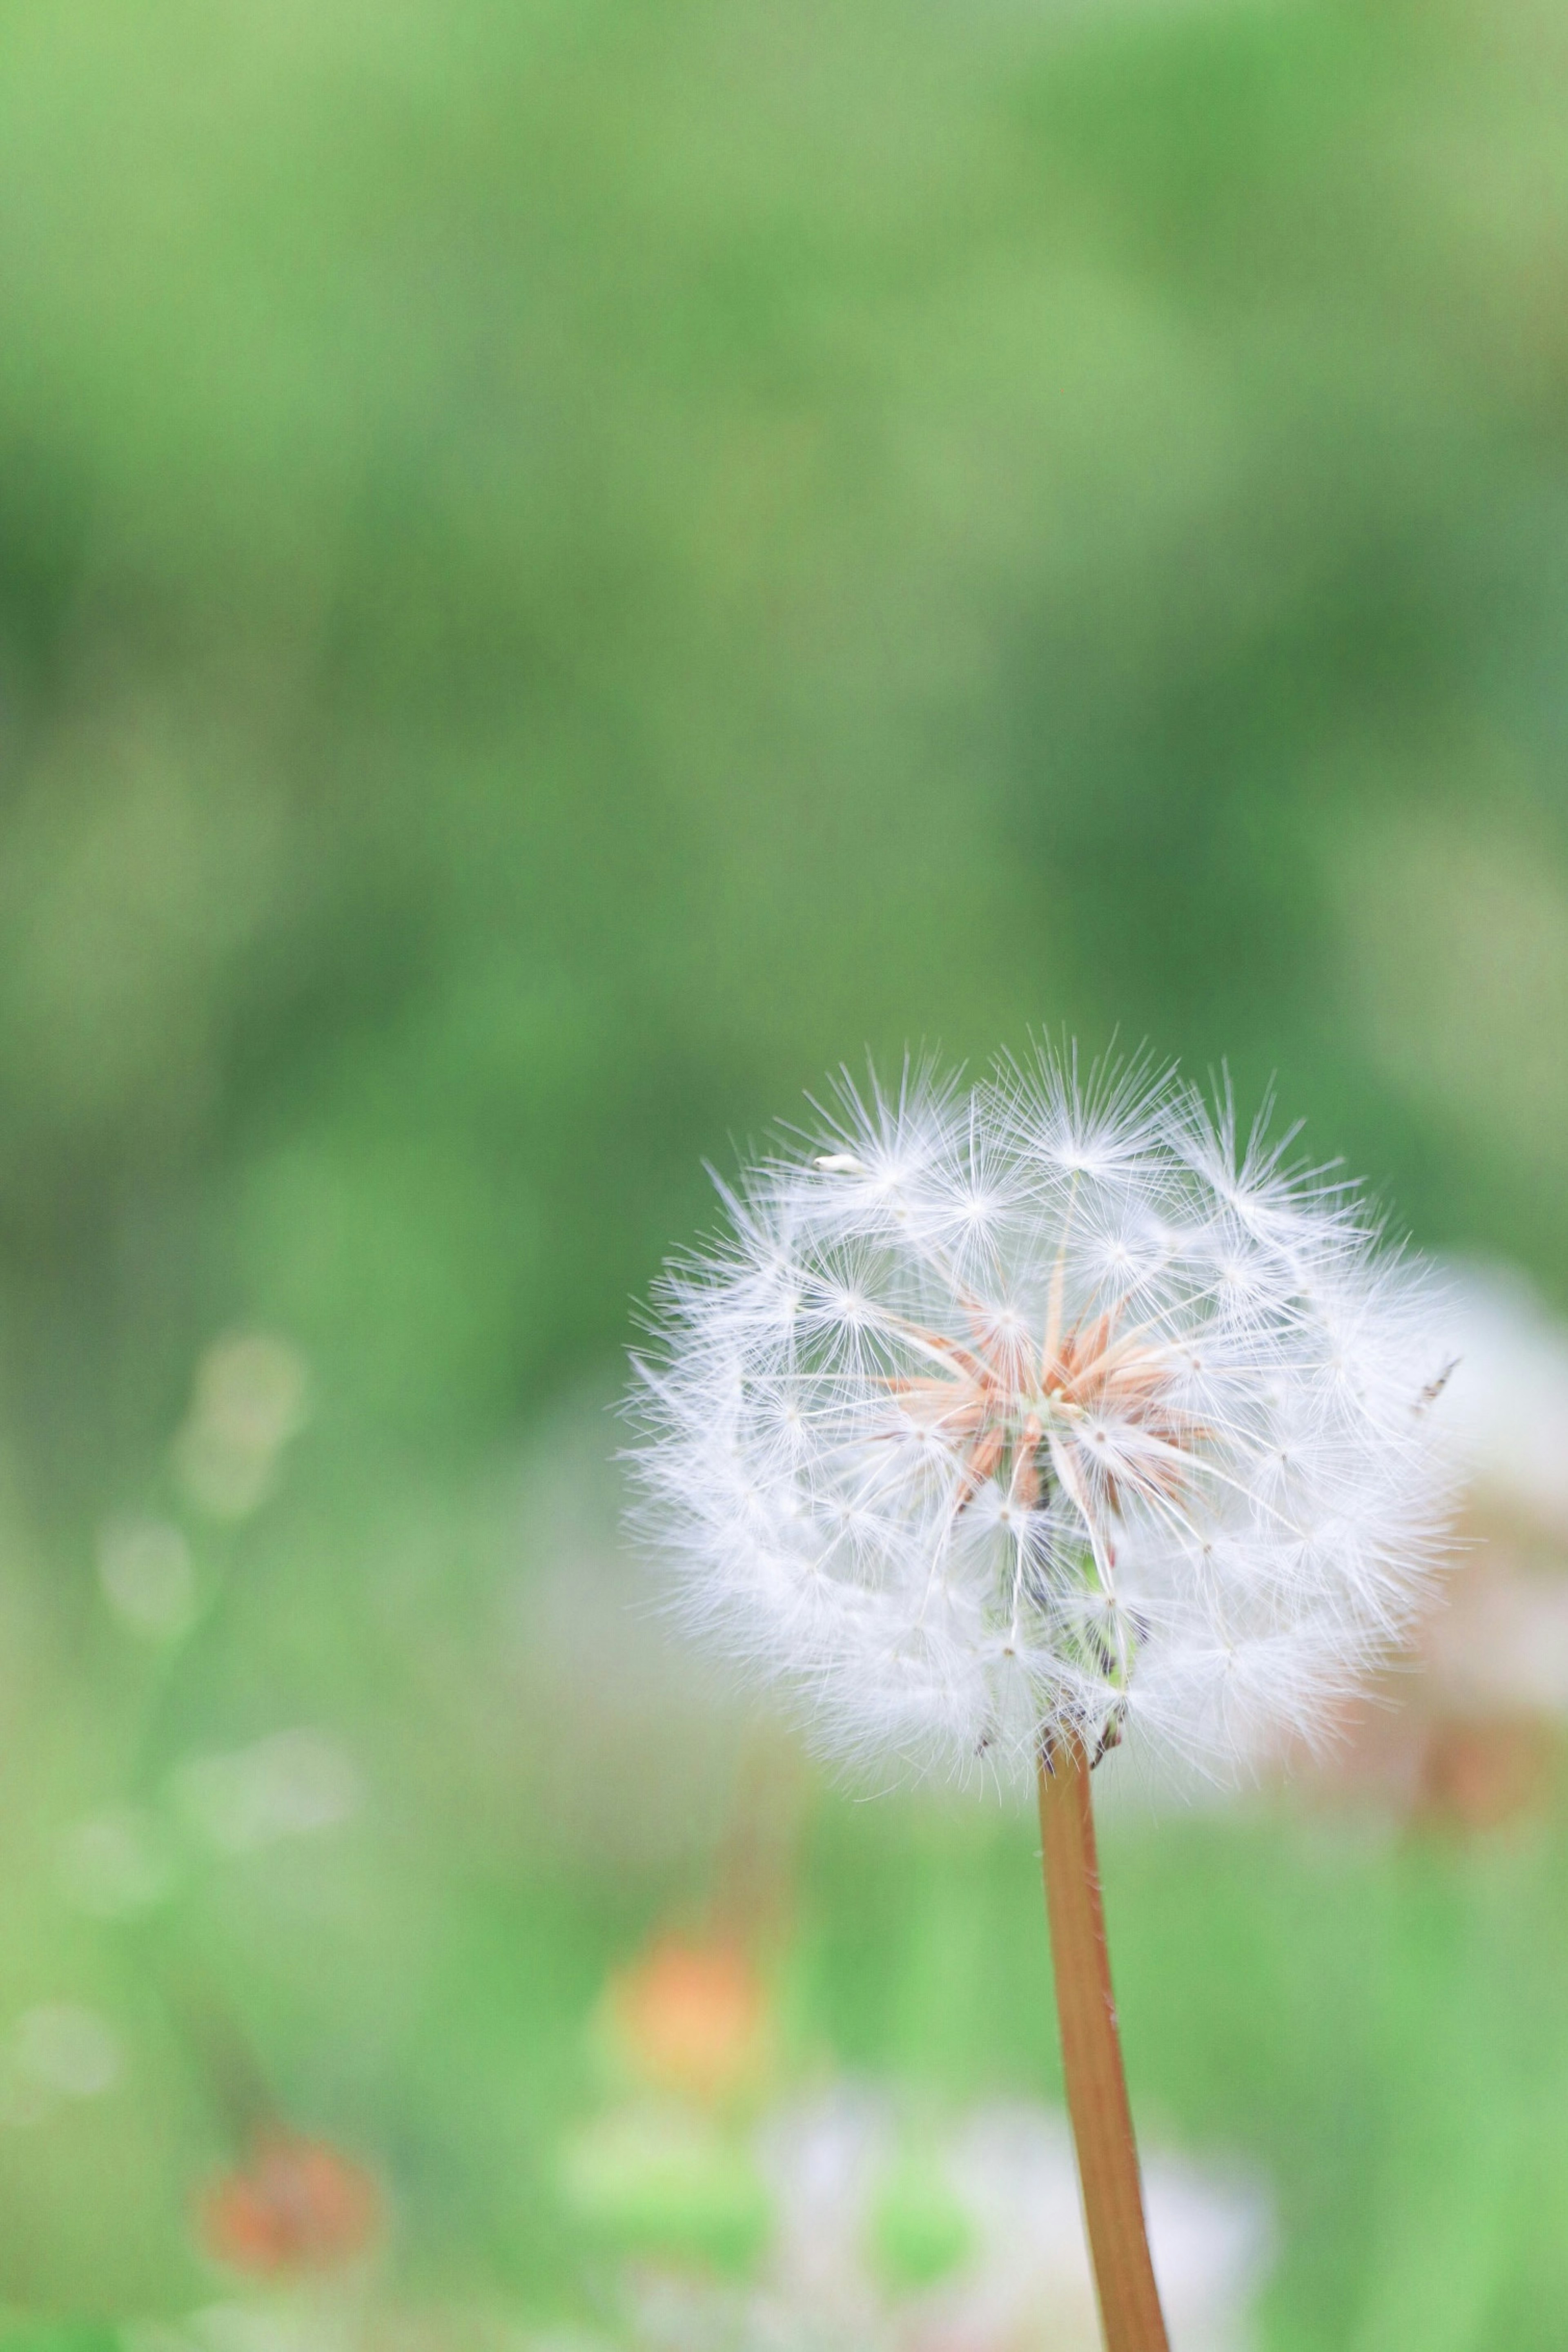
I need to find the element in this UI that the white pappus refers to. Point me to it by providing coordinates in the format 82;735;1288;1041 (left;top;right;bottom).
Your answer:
625;1052;1457;1788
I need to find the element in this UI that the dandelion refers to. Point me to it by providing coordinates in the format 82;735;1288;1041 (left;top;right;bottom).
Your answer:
630;1051;1452;1782
628;1048;1455;2350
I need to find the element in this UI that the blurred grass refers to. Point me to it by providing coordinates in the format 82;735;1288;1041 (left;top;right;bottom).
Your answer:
0;0;1566;2339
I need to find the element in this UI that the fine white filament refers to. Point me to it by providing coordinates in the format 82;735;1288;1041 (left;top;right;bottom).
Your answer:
627;1054;1454;1787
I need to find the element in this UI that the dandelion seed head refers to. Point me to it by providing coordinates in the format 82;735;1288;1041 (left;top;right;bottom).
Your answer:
626;1050;1457;1787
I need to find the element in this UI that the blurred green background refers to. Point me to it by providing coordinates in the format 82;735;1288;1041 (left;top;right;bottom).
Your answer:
1;0;1567;2341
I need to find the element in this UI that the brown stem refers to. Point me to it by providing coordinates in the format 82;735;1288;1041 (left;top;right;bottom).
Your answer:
1037;1733;1169;2352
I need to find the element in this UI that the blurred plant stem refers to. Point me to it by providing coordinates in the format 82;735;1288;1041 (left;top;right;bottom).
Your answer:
1038;1734;1168;2352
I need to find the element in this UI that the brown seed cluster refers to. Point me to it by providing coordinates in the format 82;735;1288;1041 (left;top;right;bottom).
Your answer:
884;1291;1200;1541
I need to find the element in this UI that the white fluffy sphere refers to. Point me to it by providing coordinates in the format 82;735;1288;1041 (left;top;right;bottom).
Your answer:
627;1053;1455;1787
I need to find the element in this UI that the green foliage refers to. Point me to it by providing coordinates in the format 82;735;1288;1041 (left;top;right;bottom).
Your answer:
0;2329;119;2352
561;2107;771;2275
0;0;1566;1505
871;2143;976;2293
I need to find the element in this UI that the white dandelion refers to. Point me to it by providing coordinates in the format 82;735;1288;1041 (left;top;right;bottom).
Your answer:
626;1047;1456;2352
626;1049;1454;1790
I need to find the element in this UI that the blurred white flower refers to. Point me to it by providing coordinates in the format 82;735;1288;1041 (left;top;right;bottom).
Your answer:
59;1805;175;1917
615;2085;1268;2352
1430;1260;1568;1540
757;2087;887;2341
0;2002;123;2122
926;2104;1266;2352
629;1052;1455;1784
98;1515;196;1639
174;1728;361;1853
174;1332;309;1520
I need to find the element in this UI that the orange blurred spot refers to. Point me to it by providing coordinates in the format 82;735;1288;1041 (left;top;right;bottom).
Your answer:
1417;1713;1559;1834
607;1935;768;2102
197;2131;380;2276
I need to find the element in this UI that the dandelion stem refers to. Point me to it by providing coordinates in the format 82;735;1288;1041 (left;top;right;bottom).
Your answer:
1037;1734;1169;2352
